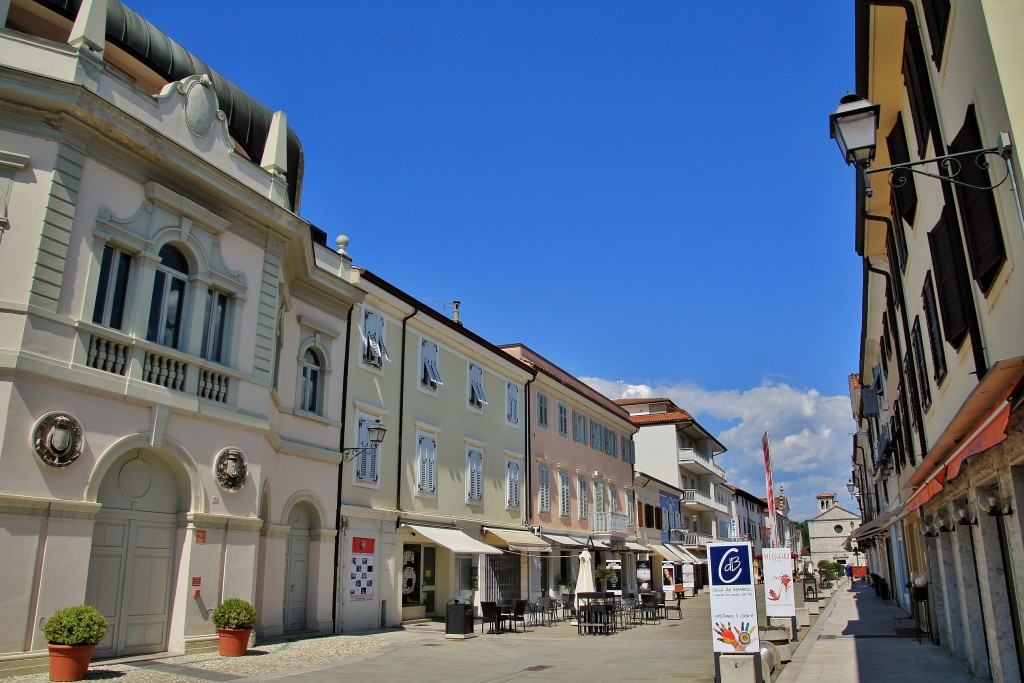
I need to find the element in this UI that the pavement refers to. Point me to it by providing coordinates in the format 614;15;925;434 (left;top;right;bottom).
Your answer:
5;582;985;682
777;579;983;683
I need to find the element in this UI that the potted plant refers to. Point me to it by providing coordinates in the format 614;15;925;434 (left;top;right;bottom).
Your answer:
211;597;256;656
42;604;108;682
594;564;616;591
555;576;574;595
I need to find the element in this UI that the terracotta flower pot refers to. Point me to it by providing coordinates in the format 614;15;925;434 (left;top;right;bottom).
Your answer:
47;643;96;682
217;627;252;656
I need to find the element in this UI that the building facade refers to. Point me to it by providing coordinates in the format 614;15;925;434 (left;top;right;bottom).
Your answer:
807;493;860;569
844;2;1024;681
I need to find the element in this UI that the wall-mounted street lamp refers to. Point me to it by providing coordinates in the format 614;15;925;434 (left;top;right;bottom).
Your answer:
977;488;1013;517
830;94;1024;230
341;419;387;462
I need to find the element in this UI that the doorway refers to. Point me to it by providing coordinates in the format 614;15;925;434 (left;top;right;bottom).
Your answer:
284;504;313;632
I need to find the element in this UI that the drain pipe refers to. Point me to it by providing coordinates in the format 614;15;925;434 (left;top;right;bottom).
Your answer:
332;303;355;633
522;375;536;527
394;306;419;515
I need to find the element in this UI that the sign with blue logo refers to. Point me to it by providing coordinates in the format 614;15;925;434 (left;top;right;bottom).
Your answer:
707;542;759;654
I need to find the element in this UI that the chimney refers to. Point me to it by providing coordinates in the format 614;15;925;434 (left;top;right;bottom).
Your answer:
452;300;461;325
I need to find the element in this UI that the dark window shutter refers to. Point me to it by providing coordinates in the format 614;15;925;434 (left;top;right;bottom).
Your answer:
950;106;1005;294
881;314;891;377
922;0;951;68
927;209;969;349
921;272;947;383
911;317;932;411
902;26;934;157
886;113;917;228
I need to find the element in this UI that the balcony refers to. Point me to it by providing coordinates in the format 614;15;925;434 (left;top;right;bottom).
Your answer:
680;531;713;547
590;512;630;535
680;488;713;510
677;447;726;479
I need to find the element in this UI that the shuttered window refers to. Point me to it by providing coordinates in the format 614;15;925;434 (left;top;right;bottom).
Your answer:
355;415;380;483
922;0;951;68
420;338;443;390
506;382;519;425
537;392;549;429
416;434;436;494
578;475;588;519
950;106;1005;294
466;448;483;502
609;485;618;515
362;308;389;367
921;272;947;383
911;317;932;411
538;464;550;513
903;25;936;158
559;471;571;517
927;208;970;349
468;363;487;409
506;460;521;508
887;113;917;231
557;403;568;437
594;481;604;514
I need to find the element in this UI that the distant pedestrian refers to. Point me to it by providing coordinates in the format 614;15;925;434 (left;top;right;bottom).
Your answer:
845;564;852;580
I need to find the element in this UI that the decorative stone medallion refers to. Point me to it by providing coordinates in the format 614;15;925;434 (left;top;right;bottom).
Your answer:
215;447;248;492
183;74;218;138
33;412;84;468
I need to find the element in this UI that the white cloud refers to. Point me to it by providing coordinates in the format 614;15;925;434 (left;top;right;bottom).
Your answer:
581;377;858;521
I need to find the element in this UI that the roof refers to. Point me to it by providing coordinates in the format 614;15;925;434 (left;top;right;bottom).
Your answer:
615;397;673;406
725;484;768;507
626;410;693;426
37;0;304;210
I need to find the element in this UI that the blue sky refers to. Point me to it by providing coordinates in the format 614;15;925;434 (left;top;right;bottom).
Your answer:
130;0;862;520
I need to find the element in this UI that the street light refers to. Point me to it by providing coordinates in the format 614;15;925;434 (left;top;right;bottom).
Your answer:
340;419;387;462
830;94;1024;229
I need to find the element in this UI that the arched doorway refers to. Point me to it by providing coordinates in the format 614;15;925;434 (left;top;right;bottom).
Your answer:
85;449;188;658
284;503;314;632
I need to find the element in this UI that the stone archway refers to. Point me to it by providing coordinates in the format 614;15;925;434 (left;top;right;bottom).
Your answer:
85;448;191;658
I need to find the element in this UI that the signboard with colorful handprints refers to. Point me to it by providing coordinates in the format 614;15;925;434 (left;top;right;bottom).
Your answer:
707;542;759;654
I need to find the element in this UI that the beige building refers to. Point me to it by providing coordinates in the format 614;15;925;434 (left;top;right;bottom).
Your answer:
840;1;1024;681
806;494;860;569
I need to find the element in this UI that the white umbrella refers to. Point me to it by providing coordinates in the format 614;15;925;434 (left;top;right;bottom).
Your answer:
575;549;596;610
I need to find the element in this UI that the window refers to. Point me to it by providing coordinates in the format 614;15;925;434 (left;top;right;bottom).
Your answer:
200;289;229;363
557;403;568;437
466;448;483;503
559;470;571;517
654;506;663;530
922;0;951;68
362;308;389;368
578;475;589;519
537;393;549;429
506;459;521;508
594;481;604;514
572;411;587;445
644;503;655;529
147;244;189;349
420;338;443;391
354;414;379;483
627;490;634;525
506;382;519;426
903;25;937;157
272;307;284;391
468;363;487;409
538;464;550;513
416;433;436;494
921;272;947;383
92;244;132;330
637;499;645;527
590;420;601;450
928;208;970;349
609;485;618;515
911;317;932;411
887;113;917;232
833;524;844;534
951;106;1005;294
299;348;322;414
605;426;617;457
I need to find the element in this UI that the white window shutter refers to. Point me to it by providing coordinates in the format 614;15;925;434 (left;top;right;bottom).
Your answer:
417;436;427;491
427;437;436;493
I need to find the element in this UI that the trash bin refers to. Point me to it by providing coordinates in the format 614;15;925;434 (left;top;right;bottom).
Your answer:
878;578;889;600
445;599;474;638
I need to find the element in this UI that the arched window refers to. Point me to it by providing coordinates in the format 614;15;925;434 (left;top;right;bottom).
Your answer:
147;244;190;349
300;348;322;414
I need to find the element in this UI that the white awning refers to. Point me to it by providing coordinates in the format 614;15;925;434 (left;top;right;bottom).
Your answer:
669;543;704;564
544;534;585;548
484;528;552;551
648;543;684;562
623;541;650;552
403;525;502;555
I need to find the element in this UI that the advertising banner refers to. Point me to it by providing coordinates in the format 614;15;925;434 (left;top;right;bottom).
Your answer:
762;432;777;547
349;537;375;602
606;559;622;594
708;542;759;654
637;559;653;593
762;547;796;617
682;563;695;592
661;562;676;592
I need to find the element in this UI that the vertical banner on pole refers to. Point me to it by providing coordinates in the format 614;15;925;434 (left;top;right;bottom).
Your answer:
708;541;759;654
762;431;777;548
762;547;796;617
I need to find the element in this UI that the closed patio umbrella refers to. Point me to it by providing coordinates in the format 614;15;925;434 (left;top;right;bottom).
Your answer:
575;549;596;610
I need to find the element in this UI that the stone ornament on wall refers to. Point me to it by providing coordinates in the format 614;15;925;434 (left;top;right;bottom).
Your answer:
215;447;248;492
33;412;84;468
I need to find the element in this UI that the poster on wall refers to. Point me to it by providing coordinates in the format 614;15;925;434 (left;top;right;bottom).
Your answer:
682;563;695;592
662;562;676;592
637;559;653;593
402;544;421;606
605;560;622;594
708;542;759;654
349;537;375;602
762;547;796;617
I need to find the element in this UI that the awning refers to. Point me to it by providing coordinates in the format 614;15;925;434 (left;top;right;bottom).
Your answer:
648;543;686;562
687;547;708;560
543;534;585;548
403;525;502;555
623;541;650;552
484;528;552;552
669;544;704;564
851;504;906;541
907;371;1017;512
906;357;1023;512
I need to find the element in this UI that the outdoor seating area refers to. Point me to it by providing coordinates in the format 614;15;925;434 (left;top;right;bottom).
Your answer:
476;591;683;636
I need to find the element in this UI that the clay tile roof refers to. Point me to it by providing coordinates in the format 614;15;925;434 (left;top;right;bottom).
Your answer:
614;397;672;406
626;410;692;426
